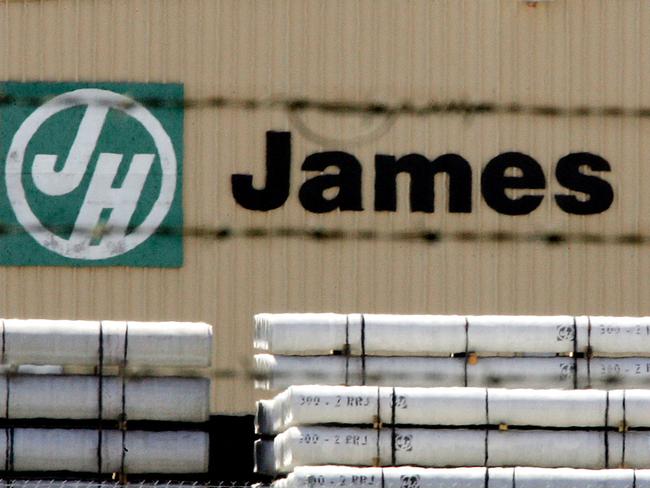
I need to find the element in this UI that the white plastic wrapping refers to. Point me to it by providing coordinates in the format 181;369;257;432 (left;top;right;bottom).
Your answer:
256;386;650;434
270;426;636;473
255;314;465;356
466;316;575;354
255;314;650;357
272;466;487;488
100;430;209;474
586;358;650;388
13;365;64;375
120;321;212;367
254;355;466;390
255;439;276;475
465;357;577;389
272;466;650;488
272;426;484;472
11;428;97;472
255;355;650;390
487;430;614;468
587;317;650;356
0;319;212;367
255;314;351;354
0;375;209;421
0;428;209;473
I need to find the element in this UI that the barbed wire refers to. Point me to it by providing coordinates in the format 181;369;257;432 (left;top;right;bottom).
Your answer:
0;360;642;387
0;481;257;488
0;223;648;246
0;93;642;246
2;92;650;120
69;359;650;388
0;92;645;248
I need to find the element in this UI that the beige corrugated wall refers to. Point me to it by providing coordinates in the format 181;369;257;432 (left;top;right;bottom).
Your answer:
1;0;649;413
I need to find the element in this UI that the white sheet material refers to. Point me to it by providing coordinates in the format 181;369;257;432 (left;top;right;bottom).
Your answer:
0;319;213;367
0;375;209;421
255;314;650;357
0;428;209;473
587;317;650;355
254;314;467;355
272;466;650;488
255;355;650;390
585;358;650;388
255;314;351;354
271;426;633;473
13;365;64;375
272;466;486;488
254;355;467;390
466;316;576;354
255;439;276;475
256;386;650;434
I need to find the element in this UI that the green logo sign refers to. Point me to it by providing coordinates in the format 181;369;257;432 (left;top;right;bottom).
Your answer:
1;82;183;267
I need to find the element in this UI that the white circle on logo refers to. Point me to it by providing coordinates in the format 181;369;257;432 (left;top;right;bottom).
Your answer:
5;88;177;260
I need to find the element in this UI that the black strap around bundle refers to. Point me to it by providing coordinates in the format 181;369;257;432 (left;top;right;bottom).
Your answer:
604;390;610;468
360;314;367;386
484;388;490;466
586;317;593;388
374;386;381;465
463;318;469;387
97;320;104;473
4;427;13;472
344;315;350;386
119;322;129;480
2;320;6;366
572;318;578;389
622;390;628;467
391;387;397;465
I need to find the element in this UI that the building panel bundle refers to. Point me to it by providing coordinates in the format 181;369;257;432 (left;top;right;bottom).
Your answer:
2;375;209;421
0;320;213;367
267;426;648;473
0;319;213;476
256;385;650;434
255;314;650;356
1;428;208;473
271;466;650;488
254;314;650;390
255;354;650;390
254;313;650;481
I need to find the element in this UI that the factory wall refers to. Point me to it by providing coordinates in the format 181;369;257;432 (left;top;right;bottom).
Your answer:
0;0;648;413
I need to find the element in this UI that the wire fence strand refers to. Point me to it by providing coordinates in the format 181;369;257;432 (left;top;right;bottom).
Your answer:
0;481;258;488
0;223;648;247
0;92;642;247
2;92;650;120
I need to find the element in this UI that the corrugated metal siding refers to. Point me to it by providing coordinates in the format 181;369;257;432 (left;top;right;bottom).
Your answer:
1;0;649;413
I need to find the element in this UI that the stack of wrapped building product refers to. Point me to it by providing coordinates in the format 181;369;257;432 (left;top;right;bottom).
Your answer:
254;314;650;487
0;318;212;478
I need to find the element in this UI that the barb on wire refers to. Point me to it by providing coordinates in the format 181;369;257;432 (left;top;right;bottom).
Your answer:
1;91;650;120
0;222;648;247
